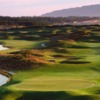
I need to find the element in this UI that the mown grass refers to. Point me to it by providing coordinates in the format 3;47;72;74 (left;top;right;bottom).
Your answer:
0;40;41;49
0;40;43;54
0;67;99;100
0;26;100;100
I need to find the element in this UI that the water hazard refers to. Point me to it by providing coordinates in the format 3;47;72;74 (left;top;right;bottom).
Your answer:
0;74;8;86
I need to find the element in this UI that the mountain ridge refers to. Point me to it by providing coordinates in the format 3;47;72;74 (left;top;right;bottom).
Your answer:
42;4;100;17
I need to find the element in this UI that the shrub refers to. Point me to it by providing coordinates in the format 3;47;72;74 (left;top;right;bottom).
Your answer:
0;53;48;70
11;50;44;57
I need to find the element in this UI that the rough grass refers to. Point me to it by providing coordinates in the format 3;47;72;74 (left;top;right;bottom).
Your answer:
0;26;100;100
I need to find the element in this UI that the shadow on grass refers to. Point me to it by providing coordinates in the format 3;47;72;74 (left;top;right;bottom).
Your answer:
4;80;21;86
91;67;100;73
60;60;91;64
0;80;21;99
69;46;90;49
16;91;94;100
0;89;13;100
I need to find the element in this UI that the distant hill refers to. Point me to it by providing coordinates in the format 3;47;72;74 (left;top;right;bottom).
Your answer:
42;4;100;17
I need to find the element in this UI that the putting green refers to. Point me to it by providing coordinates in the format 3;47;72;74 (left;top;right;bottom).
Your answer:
13;77;95;91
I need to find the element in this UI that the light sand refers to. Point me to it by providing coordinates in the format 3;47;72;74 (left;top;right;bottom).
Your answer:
0;45;9;50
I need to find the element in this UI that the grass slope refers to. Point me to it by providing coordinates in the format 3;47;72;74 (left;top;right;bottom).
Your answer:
0;26;100;100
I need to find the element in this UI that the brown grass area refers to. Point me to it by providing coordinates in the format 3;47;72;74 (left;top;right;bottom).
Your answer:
0;53;49;70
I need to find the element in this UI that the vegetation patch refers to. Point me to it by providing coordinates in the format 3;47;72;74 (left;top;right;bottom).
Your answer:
0;53;48;70
11;50;44;57
0;25;99;100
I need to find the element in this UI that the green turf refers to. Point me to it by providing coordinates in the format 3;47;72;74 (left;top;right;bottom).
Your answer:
0;26;100;100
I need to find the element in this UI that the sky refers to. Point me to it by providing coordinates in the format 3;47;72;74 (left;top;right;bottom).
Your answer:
0;0;100;16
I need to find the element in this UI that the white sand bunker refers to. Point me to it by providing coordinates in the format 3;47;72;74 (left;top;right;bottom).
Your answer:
0;45;9;50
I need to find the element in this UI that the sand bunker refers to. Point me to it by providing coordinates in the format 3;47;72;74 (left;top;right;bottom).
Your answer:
0;45;9;51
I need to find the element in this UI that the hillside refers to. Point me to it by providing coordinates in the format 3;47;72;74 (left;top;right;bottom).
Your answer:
42;4;100;17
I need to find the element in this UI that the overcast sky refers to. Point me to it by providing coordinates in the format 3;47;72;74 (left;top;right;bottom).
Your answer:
0;0;100;16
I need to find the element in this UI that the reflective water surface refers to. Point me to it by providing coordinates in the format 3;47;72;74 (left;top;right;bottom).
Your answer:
0;74;8;86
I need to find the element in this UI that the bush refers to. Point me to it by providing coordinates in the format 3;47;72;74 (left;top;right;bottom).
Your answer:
11;50;44;57
0;53;48;70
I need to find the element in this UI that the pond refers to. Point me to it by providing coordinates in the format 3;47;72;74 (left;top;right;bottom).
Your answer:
0;44;9;86
0;74;8;86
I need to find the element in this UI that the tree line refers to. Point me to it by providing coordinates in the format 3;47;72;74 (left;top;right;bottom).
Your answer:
0;16;100;28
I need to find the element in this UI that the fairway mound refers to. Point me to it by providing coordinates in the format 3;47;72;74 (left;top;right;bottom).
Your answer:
53;48;70;53
13;77;95;91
